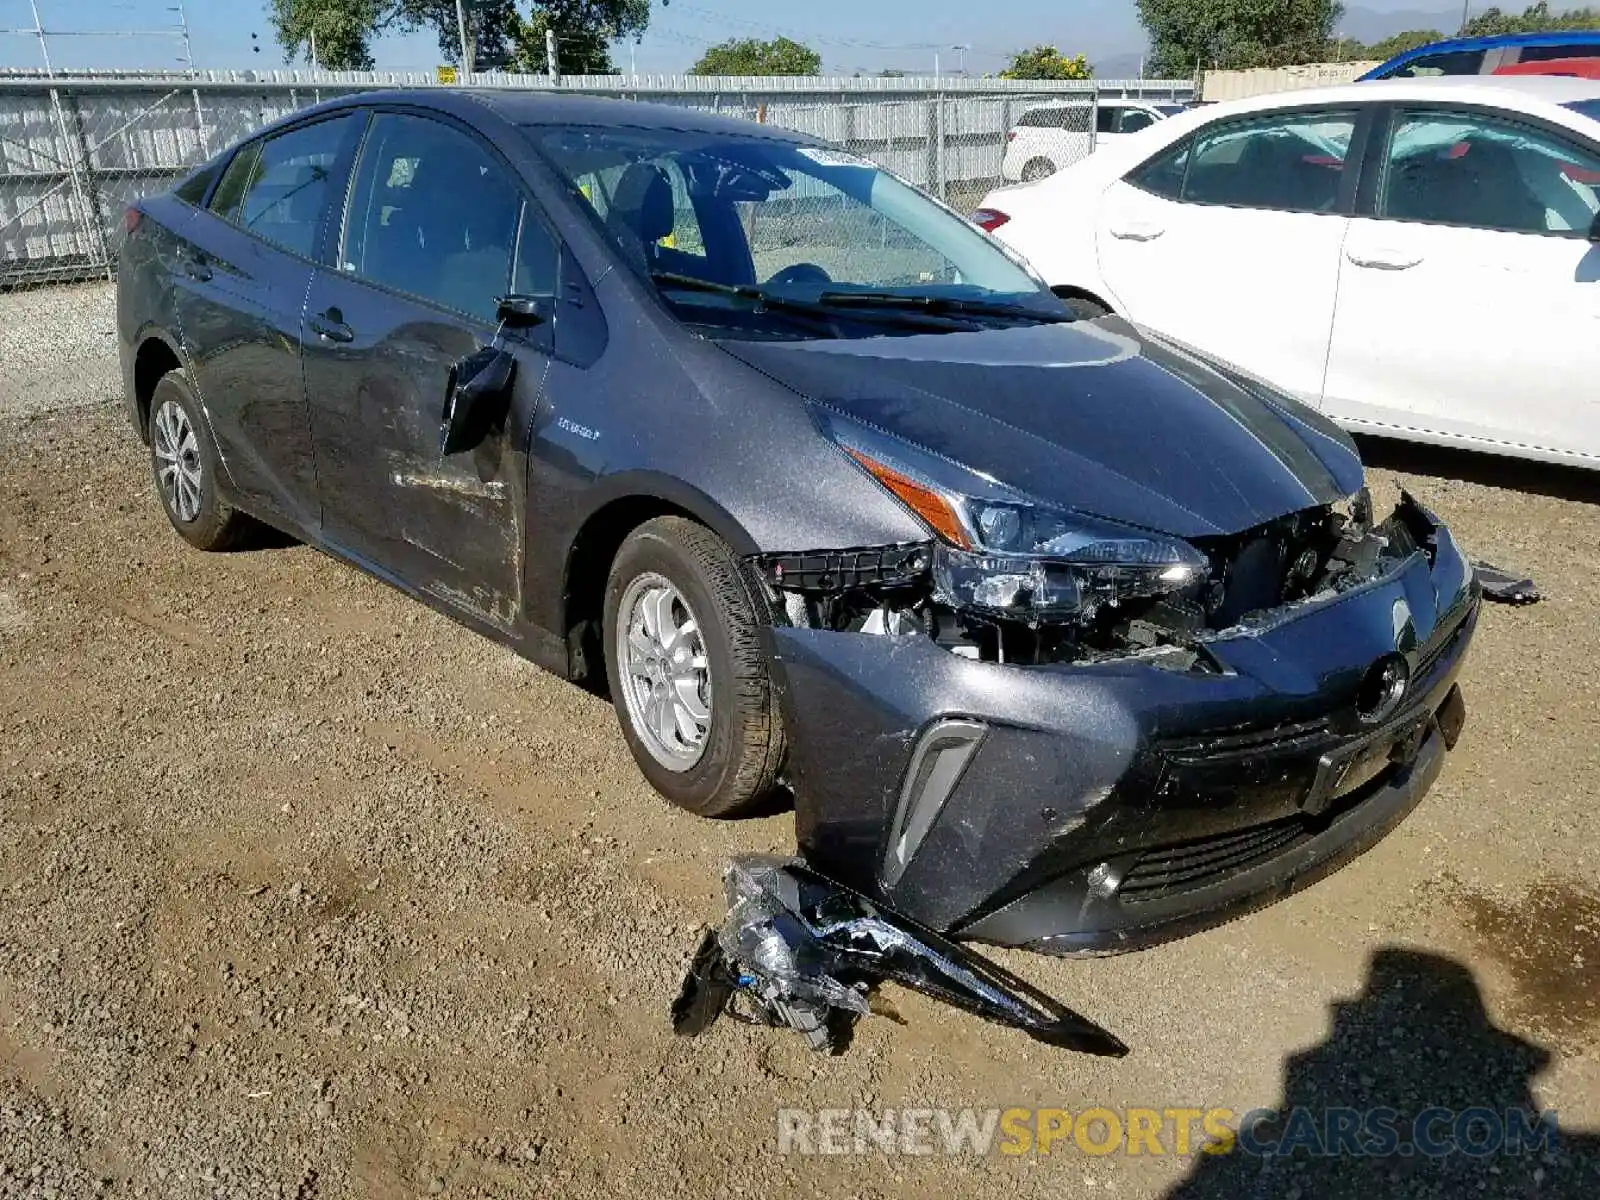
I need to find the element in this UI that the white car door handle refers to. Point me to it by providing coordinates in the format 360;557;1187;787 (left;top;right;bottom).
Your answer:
1109;221;1165;242
1346;247;1422;270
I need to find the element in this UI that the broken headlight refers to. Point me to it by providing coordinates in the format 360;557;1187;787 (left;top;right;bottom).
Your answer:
822;412;1207;623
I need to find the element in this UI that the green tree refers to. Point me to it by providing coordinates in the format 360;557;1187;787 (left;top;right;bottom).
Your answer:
1359;29;1445;58
269;0;652;73
1135;0;1344;76
1461;2;1600;35
268;0;387;69
689;36;822;75
1000;45;1093;79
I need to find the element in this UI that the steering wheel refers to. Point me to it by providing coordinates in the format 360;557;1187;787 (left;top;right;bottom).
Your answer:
766;262;833;289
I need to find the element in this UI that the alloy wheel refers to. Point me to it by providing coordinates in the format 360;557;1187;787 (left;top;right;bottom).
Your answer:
152;399;203;523
617;572;713;771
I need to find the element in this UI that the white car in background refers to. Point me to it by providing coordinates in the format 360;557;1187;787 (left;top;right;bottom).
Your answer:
1002;99;1189;182
976;76;1600;467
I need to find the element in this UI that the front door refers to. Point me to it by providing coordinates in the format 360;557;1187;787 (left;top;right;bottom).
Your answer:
172;113;359;527
302;110;564;629
1096;107;1361;404
1322;106;1600;457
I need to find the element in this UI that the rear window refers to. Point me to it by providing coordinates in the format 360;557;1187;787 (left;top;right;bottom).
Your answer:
1517;43;1600;63
1020;107;1084;130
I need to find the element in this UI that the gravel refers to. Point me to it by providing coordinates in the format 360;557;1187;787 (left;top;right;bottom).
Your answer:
1;381;1599;1197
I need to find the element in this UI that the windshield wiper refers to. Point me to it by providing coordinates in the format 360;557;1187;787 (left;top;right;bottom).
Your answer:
814;290;1074;323
650;272;974;333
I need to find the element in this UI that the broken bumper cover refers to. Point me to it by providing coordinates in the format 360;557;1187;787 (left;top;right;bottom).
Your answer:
772;514;1480;956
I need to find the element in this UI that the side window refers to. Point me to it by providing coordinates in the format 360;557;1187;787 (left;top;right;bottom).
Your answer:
211;116;354;258
1181;111;1357;213
1119;109;1157;134
1379;110;1600;235
208;141;261;225
340;112;523;323
511;207;561;297
1017;109;1047;129
1387;49;1486;78
1126;136;1191;200
1096;106;1120;135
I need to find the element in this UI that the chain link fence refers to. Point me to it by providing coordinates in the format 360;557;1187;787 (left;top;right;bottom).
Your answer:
0;72;1191;419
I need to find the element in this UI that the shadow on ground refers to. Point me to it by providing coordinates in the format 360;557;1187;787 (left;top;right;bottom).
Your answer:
1167;947;1600;1200
1355;435;1600;506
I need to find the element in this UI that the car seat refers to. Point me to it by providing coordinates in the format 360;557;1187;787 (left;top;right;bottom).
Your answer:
605;162;675;273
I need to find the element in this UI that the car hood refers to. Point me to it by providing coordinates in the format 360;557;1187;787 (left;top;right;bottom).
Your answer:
716;316;1364;538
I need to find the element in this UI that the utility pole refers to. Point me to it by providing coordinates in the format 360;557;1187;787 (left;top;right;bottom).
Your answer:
27;0;51;75
455;0;475;75
1459;0;1471;33
546;27;560;83
309;24;318;70
174;1;195;71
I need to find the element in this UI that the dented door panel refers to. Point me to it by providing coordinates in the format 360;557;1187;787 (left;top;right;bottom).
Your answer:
301;270;542;628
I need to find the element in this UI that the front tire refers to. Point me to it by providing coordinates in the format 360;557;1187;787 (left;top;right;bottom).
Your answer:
147;371;252;551
1021;158;1056;182
603;517;786;818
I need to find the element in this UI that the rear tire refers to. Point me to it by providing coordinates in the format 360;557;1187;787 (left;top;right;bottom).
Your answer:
603;517;786;818
147;371;253;551
1021;158;1056;182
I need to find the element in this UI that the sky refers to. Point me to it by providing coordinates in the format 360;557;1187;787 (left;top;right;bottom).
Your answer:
0;0;1467;76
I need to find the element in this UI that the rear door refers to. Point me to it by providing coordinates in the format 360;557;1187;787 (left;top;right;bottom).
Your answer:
1322;105;1600;457
302;109;566;629
1095;106;1364;403
171;113;360;528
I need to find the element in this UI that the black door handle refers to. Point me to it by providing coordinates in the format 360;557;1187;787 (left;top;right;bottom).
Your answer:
309;309;354;344
181;251;212;282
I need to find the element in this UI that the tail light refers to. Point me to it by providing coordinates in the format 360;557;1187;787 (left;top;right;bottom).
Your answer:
124;207;142;234
971;208;1011;233
1006;131;1017;142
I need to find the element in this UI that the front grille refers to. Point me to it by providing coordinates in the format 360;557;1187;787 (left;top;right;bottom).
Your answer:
1159;716;1332;763
1119;816;1315;902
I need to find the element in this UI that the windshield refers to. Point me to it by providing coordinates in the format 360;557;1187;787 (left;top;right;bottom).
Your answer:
535;126;1052;338
1154;104;1189;116
1567;98;1600;122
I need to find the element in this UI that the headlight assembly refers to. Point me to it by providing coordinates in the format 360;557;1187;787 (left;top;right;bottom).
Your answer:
820;411;1208;624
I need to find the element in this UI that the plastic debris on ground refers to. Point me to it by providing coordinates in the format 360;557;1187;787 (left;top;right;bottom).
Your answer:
1472;560;1541;605
671;855;1128;1057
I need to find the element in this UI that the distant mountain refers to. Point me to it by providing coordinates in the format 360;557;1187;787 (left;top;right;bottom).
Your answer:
1094;51;1150;78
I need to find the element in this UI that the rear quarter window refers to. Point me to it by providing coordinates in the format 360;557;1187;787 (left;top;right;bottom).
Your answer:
174;161;221;206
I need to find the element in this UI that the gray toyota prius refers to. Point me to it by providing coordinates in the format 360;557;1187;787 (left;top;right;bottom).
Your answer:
117;89;1480;955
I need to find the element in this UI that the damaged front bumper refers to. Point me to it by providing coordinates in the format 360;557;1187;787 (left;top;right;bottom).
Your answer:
768;505;1480;956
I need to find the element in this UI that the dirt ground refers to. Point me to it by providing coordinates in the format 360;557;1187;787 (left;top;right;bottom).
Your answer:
2;388;1600;1198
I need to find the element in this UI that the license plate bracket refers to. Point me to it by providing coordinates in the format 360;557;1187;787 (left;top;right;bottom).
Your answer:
1303;716;1430;816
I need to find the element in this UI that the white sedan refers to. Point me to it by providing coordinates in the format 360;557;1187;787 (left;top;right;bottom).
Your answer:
976;76;1600;466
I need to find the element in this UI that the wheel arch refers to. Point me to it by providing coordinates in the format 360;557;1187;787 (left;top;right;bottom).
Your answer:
1050;283;1116;315
556;473;761;684
131;328;185;445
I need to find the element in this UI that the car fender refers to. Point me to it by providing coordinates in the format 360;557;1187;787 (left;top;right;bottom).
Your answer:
133;323;243;494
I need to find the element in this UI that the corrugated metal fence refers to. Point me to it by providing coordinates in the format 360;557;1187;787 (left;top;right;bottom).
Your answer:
0;70;1193;288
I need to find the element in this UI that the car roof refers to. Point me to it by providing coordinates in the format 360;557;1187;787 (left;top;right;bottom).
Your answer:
1385;28;1600;55
286;87;817;144
1184;74;1600;123
465;88;814;141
